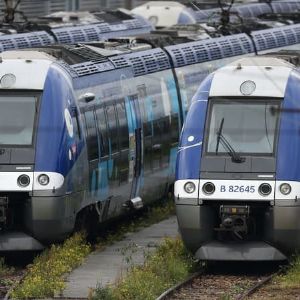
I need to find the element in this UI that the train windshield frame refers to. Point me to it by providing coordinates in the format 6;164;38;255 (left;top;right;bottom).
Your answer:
0;91;40;147
205;98;281;157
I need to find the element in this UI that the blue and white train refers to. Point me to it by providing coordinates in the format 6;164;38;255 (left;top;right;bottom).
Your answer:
2;23;300;251
175;51;300;261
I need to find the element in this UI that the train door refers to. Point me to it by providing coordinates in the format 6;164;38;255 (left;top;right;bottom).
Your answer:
127;94;143;203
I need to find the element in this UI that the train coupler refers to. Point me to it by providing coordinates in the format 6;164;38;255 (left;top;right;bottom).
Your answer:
215;205;250;239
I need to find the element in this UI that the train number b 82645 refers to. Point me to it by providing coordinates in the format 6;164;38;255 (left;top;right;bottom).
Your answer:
220;185;256;193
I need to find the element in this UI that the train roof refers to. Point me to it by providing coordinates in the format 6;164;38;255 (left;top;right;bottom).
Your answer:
188;1;300;22
210;56;293;98
132;1;300;27
37;9;137;27
0;9;152;53
226;56;294;68
1;2;300;54
0;50;55;61
4;23;300;82
0;41;171;78
261;49;300;67
136;2;185;7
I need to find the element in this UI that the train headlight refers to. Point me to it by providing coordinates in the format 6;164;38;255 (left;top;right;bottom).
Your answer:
1;73;16;88
280;183;291;195
17;174;30;187
240;80;256;96
259;183;272;196
38;174;50;186
184;182;196;194
202;182;215;195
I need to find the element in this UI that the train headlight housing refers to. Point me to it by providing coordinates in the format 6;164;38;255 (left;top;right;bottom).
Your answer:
17;174;30;187
38;174;50;186
1;73;16;88
202;182;215;195
240;80;256;96
280;183;291;195
184;182;196;194
259;183;272;196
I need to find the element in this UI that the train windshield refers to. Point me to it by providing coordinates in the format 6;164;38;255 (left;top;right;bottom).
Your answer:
0;95;37;146
206;100;280;155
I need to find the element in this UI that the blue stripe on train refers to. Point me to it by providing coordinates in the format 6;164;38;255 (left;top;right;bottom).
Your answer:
35;65;82;176
276;70;300;181
176;74;213;180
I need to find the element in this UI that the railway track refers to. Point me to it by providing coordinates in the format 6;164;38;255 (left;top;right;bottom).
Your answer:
1;268;28;299
0;252;37;300
157;262;283;300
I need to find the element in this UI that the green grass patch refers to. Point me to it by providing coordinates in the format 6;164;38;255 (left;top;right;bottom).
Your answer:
91;237;197;300
275;255;300;288
0;257;14;277
95;199;175;249
10;199;175;299
0;257;17;293
10;233;91;299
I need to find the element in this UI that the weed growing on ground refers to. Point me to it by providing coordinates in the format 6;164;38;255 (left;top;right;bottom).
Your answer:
120;242;139;267
95;199;175;250
93;284;114;300
11;233;90;299
0;257;14;277
0;258;16;294
275;255;300;288
220;295;232;300
10;198;175;299
91;237;197;300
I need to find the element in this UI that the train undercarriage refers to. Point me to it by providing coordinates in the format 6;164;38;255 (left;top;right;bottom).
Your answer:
0;192;79;251
176;200;300;261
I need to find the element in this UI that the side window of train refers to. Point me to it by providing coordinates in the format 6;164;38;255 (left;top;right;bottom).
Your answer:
106;103;119;154
71;109;81;140
151;95;164;140
170;113;180;145
95;105;109;158
84;109;99;161
137;84;152;137
115;100;129;150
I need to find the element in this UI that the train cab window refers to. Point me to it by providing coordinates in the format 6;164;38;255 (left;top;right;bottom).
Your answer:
106;103;118;153
0;95;37;146
207;100;280;155
95;106;109;157
115;100;129;150
84;110;99;161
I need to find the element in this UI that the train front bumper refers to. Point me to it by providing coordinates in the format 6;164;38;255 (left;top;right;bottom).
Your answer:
0;232;44;251
195;241;286;261
175;179;300;260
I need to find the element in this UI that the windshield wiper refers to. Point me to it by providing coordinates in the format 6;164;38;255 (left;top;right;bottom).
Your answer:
215;118;224;155
215;118;245;163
